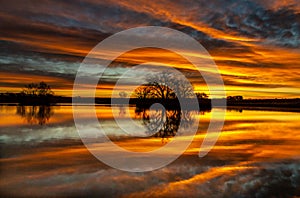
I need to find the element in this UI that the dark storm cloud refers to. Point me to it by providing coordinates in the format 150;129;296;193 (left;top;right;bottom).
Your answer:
241;7;300;47
0;0;299;97
1;0;299;54
175;0;300;47
111;0;300;46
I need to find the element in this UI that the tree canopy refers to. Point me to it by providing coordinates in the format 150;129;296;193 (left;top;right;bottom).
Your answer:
133;72;208;100
21;82;54;97
134;72;195;100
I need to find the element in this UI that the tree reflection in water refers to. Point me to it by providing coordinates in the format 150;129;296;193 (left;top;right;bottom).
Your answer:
135;107;196;141
16;106;54;125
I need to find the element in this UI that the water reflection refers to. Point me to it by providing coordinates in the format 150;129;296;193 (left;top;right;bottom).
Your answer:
16;105;54;125
135;107;196;138
0;105;300;197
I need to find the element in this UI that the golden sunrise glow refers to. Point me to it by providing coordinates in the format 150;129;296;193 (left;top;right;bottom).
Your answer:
1;0;299;99
1;43;299;98
1;1;300;197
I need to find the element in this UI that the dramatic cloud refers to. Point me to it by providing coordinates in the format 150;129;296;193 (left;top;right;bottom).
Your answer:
0;0;299;98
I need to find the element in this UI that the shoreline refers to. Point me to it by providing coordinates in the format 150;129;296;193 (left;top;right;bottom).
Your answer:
1;103;300;112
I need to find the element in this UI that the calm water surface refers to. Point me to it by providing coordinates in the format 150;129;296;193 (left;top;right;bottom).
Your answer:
0;105;299;197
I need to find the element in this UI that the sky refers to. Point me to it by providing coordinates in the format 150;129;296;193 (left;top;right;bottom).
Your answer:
0;0;299;98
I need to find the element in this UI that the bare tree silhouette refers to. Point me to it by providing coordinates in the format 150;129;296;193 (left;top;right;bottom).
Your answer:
19;82;55;105
133;86;152;100
21;82;54;97
134;71;195;101
132;71;208;140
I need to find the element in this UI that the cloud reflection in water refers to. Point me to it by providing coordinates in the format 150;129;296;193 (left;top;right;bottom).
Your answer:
0;105;299;197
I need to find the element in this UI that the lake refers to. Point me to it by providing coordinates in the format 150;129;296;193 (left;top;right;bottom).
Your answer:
0;105;299;197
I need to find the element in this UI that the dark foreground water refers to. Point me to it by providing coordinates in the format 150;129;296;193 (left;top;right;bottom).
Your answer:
0;105;299;197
